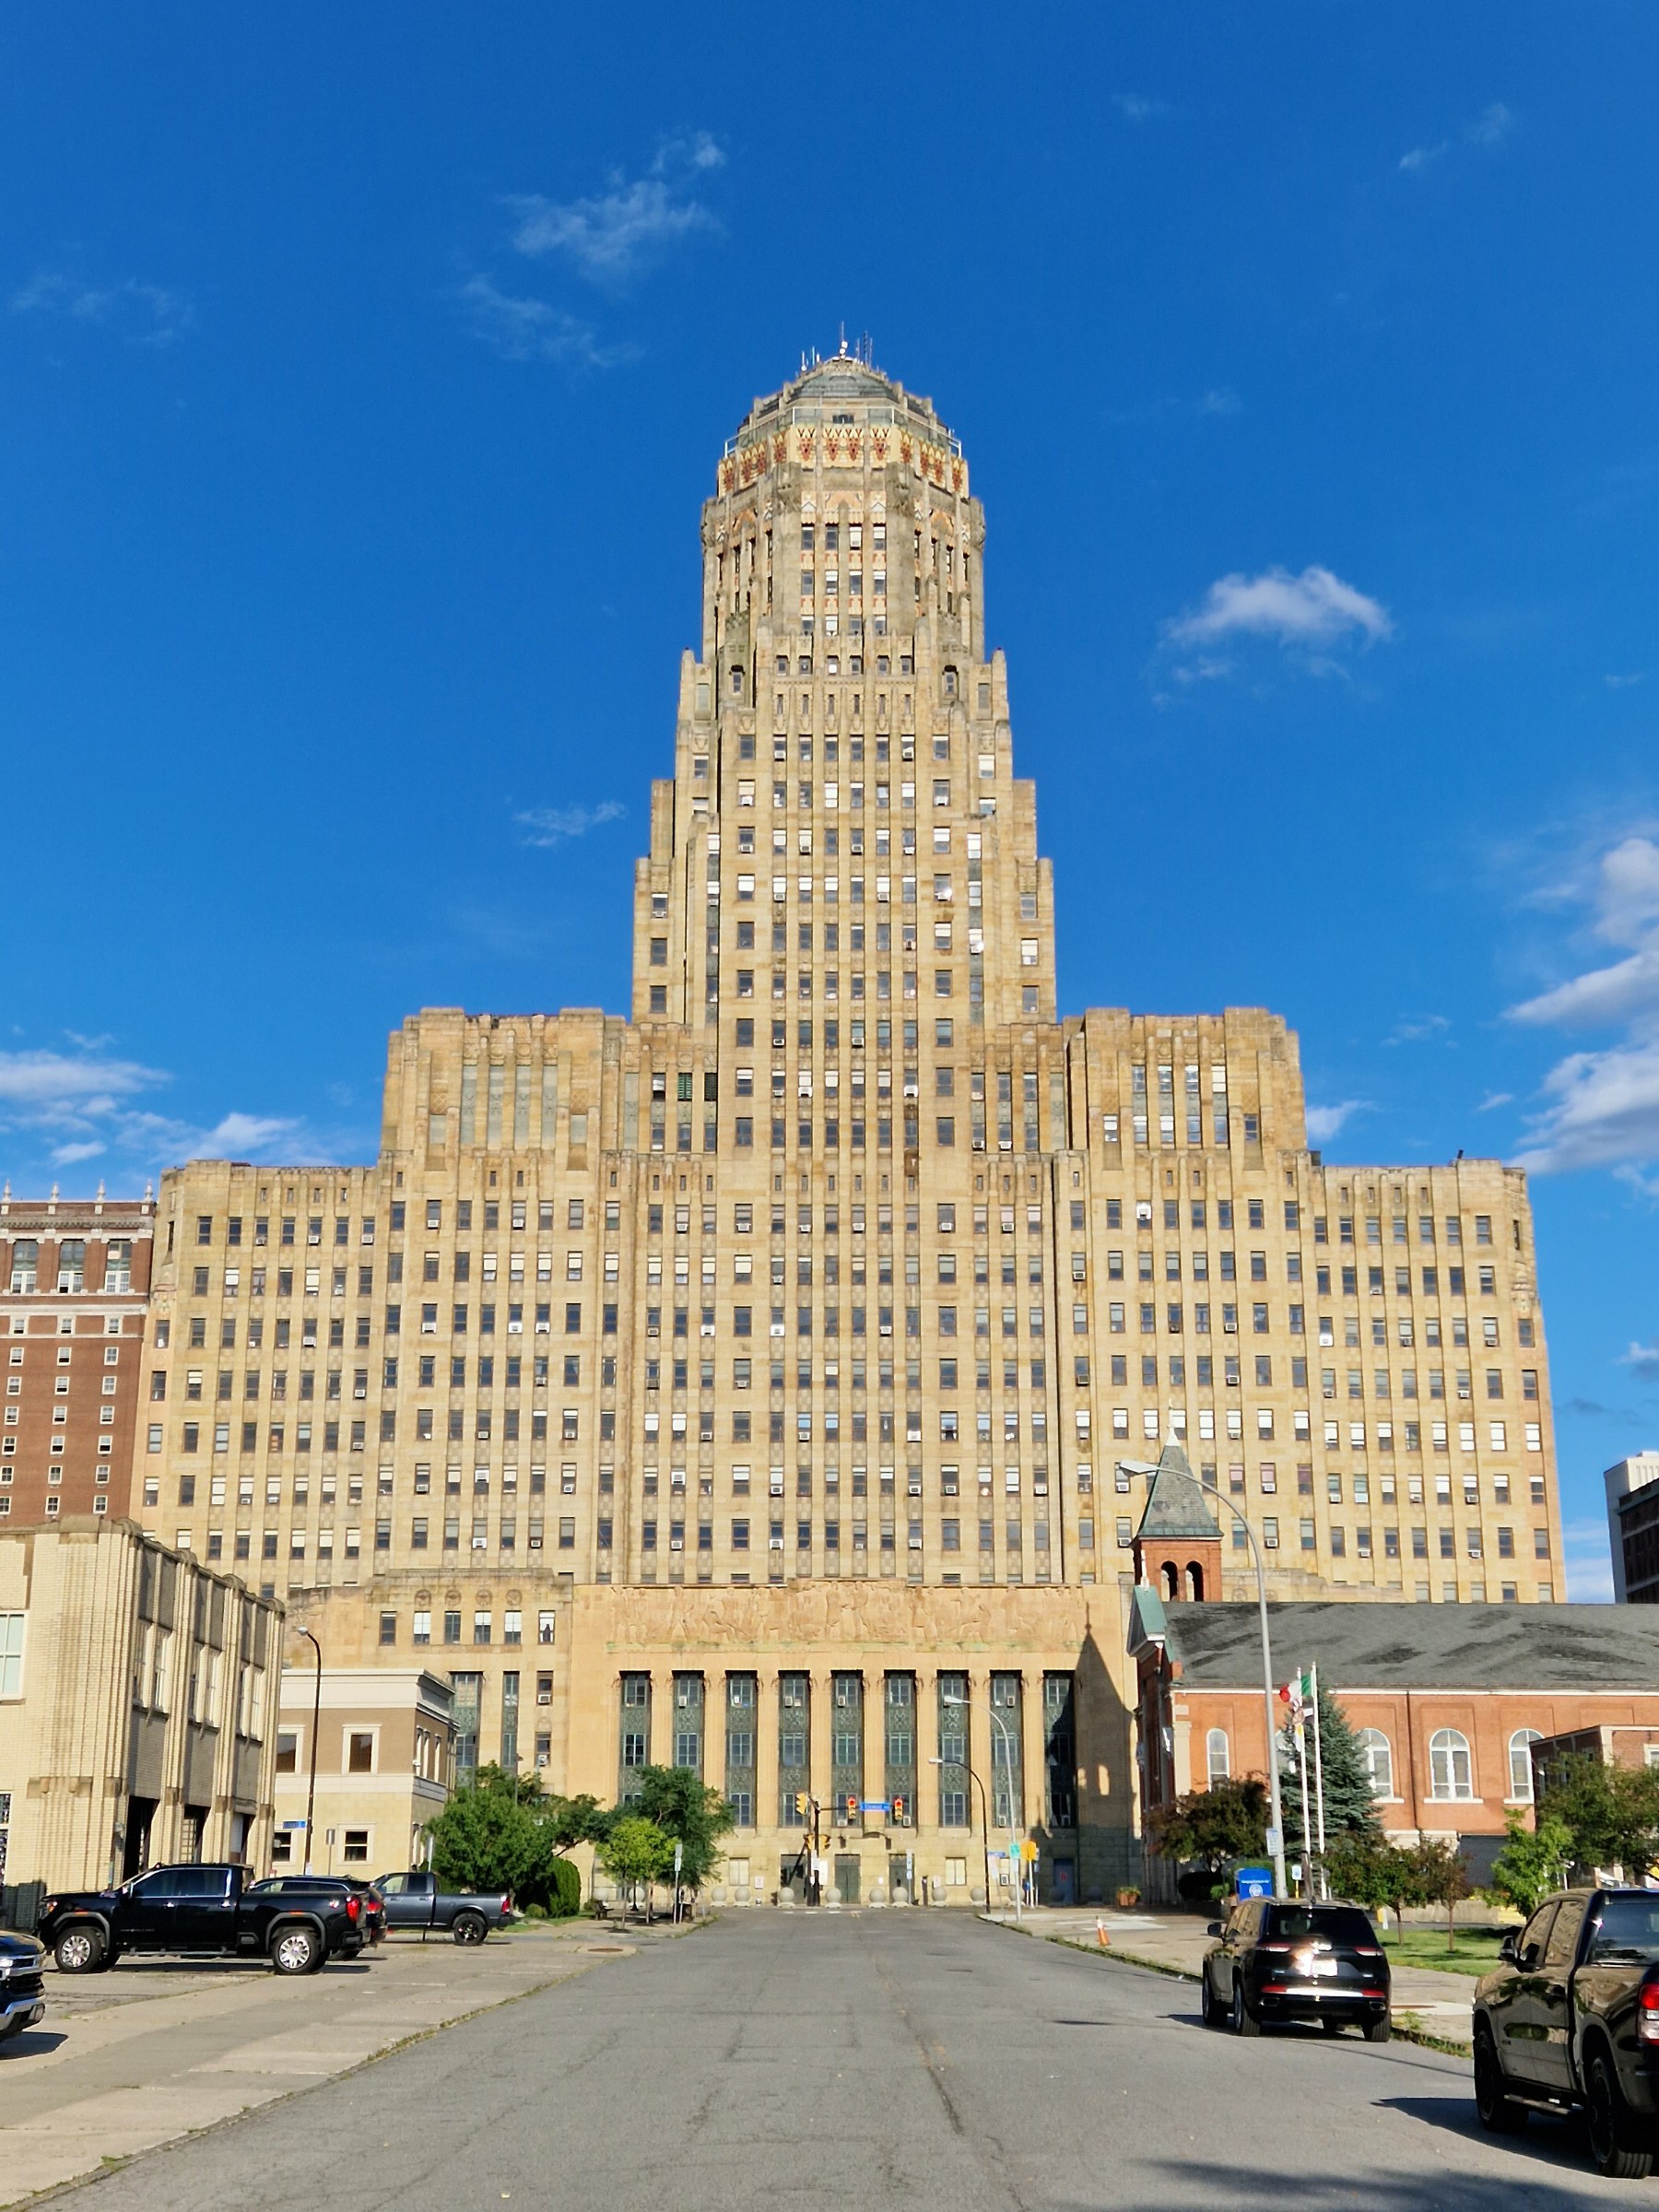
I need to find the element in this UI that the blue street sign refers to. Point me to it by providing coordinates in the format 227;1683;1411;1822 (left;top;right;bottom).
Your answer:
1235;1865;1273;1900
858;1799;890;1813
281;1819;308;1830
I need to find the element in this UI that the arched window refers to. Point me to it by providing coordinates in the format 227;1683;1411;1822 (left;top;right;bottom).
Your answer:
1509;1728;1543;1802
1206;1727;1230;1785
1185;1561;1206;1602
1358;1727;1394;1800
1160;1560;1179;1600
1429;1727;1474;1800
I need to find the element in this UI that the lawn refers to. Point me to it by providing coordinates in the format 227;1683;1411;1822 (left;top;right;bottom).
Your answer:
1380;1925;1508;1977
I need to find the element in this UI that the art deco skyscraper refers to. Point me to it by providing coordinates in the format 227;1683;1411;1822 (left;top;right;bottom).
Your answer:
132;355;1561;1895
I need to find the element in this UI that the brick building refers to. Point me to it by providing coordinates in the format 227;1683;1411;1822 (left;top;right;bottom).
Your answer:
124;354;1563;1903
1;1192;154;1527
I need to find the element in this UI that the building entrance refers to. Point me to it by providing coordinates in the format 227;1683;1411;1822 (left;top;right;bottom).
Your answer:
833;1854;861;1905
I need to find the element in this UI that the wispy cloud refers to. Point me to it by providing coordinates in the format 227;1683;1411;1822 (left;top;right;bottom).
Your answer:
1167;565;1392;653
1305;1100;1369;1144
1606;673;1646;690
514;801;626;850
1510;833;1659;1179
1196;387;1241;418
12;271;193;346
506;134;724;286
0;1041;311;1182
1112;94;1171;123
1564;1518;1615;1604
1401;101;1515;175
1621;1339;1659;1382
1477;1089;1513;1112
459;276;635;370
1385;1013;1453;1047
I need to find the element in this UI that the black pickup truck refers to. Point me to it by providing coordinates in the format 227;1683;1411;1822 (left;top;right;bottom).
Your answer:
373;1870;514;1942
38;1863;365;1977
1475;1887;1659;2179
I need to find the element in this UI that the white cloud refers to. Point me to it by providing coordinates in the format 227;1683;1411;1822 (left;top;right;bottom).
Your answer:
1196;387;1241;418
1620;1339;1659;1382
458;276;635;370
1399;140;1449;174
1477;1090;1513;1112
12;271;193;346
0;1041;312;1184
1510;834;1659;1177
1401;101;1515;174
1606;672;1645;690
514;801;626;849
506;135;724;285
1564;1519;1615;1604
1164;565;1392;652
1112;94;1171;123
1385;1013;1452;1047
1305;1100;1368;1144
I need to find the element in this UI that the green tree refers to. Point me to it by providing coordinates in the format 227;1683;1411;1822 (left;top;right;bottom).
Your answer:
1485;1808;1573;1920
1542;1756;1659;1881
597;1816;677;1922
629;1765;735;1893
537;1792;613;1855
1146;1777;1267;1888
426;1766;548;1901
1411;1837;1474;1951
1324;1833;1423;1932
1277;1685;1383;1854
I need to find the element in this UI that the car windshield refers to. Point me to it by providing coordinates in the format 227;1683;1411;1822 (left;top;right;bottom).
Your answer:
1585;1897;1659;1963
1266;1907;1376;1946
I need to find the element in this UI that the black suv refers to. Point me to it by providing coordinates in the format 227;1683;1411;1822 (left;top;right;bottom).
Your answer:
1203;1899;1392;2040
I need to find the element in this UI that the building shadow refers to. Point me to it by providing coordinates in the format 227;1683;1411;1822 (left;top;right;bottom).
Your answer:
1050;2144;1609;2209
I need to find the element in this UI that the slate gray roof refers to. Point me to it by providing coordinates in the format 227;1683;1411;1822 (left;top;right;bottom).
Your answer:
1135;1443;1222;1543
1161;1600;1659;1691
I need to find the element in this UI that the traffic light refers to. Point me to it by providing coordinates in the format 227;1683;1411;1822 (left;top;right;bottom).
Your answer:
844;1794;859;1823
794;1790;810;1817
891;1794;906;1824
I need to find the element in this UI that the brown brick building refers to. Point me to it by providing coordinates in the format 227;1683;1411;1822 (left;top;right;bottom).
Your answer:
1;1194;154;1527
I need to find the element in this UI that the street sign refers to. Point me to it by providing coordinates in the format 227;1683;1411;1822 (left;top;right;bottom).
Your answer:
280;1819;307;1830
1018;1841;1039;1863
1235;1865;1273;1900
859;1799;890;1813
673;1841;684;1876
1265;1825;1283;1856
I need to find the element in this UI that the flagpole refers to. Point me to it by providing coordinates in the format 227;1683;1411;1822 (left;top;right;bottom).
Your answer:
1292;1699;1312;1896
1310;1662;1327;1886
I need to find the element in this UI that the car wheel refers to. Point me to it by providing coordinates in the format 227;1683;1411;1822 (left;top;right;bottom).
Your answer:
1473;2025;1528;2135
271;1924;324;1976
1586;2049;1654;2180
1200;1970;1224;2028
1231;1980;1262;2039
1362;2014;1392;2044
452;1912;488;1946
54;1925;106;1974
1321;2016;1346;2037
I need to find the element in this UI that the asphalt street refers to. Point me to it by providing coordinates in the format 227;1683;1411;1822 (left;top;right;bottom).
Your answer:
48;1912;1645;2212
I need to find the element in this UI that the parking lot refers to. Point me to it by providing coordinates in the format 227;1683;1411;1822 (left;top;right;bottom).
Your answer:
0;1923;653;2206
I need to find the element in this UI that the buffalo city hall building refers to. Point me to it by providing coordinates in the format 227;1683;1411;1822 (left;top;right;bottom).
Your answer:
137;357;1560;1901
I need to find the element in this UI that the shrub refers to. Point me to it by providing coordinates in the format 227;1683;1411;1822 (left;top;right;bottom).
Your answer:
547;1855;582;1919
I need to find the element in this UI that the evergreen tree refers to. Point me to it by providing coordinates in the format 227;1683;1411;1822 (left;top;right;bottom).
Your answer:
1277;1681;1382;1854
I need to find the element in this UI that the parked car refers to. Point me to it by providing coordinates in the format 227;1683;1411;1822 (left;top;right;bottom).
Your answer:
1202;1899;1392;2041
0;1931;47;2044
249;1876;386;1945
38;1863;365;1976
1474;1887;1659;2180
372;1870;514;1943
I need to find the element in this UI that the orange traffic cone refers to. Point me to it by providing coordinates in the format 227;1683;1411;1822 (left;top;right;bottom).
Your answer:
1096;1917;1111;1948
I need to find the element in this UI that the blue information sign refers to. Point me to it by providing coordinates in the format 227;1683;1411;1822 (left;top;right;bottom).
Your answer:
1234;1865;1273;1900
859;1799;890;1813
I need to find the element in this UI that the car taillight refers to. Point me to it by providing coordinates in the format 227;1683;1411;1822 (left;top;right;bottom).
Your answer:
347;1895;360;1920
503;1896;512;1913
1355;1947;1383;1959
1639;1976;1659;2043
1258;1942;1290;1955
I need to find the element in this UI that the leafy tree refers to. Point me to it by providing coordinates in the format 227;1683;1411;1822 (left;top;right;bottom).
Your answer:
426;1766;550;1902
1486;1808;1574;1920
1325;1833;1424;1931
628;1765;735;1892
538;1792;613;1854
1276;1686;1382;1853
597;1816;677;1921
1146;1777;1267;1886
1411;1837;1475;1950
1541;1756;1659;1881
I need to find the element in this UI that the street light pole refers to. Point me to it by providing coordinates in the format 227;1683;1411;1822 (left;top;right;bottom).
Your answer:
985;1705;1024;1922
1207;1490;1288;1902
293;1626;322;1877
928;1755;992;1907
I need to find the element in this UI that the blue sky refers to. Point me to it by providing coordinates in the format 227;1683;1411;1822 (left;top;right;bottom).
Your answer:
4;4;1657;1595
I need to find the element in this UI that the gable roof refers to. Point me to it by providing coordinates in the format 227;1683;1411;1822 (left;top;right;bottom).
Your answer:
1135;1443;1222;1543
1162;1599;1659;1691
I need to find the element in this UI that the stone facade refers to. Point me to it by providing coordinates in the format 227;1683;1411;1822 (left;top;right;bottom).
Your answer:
0;1518;280;1888
269;1665;454;1878
126;356;1562;1902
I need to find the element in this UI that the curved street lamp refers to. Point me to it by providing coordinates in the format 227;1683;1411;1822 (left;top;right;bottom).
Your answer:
290;1625;323;1876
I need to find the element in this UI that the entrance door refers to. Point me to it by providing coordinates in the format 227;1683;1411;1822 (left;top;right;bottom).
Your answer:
1051;1857;1077;1906
834;1855;861;1905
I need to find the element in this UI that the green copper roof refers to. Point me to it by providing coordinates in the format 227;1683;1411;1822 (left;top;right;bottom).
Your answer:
1135;1442;1222;1543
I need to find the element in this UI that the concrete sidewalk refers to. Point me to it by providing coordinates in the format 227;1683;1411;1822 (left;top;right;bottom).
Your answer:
990;1906;1477;2047
0;1923;671;2206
